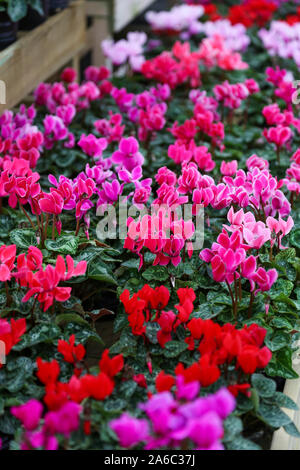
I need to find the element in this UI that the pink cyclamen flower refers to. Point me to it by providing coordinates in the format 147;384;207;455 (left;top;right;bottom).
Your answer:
263;125;292;148
112;137;144;172
11;399;43;431
110;413;149;448
253;268;278;294
0;244;16;282
78;134;108;158
220;160;238;176
44;402;81;438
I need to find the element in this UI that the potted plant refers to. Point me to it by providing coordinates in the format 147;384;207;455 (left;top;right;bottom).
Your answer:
0;0;18;50
19;0;49;31
0;0;49;45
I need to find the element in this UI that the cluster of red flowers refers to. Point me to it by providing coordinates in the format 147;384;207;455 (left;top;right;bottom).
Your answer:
183;318;271;385
203;3;221;22
120;285;196;347
154;319;271;397
141;42;201;90
228;0;277;28
0;318;26;367
285;7;300;25
141;37;248;90
37;336;124;411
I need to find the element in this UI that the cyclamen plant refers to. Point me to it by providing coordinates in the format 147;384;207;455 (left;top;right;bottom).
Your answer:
1;0;300;452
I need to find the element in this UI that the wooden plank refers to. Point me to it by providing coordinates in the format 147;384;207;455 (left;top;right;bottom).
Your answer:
271;360;300;450
86;0;108;18
85;16;110;66
114;0;155;32
0;1;86;113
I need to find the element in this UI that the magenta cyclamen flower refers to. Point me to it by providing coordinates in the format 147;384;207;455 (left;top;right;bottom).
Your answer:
11;399;43;431
253;268;278;294
78;134;108;158
110;413;149;448
110;383;235;450
44;402;81;438
98;179;124;205
112;137;144;172
263;125;292;148
220;160;238;176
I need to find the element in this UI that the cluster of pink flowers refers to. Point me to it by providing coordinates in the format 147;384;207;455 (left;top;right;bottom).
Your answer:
213;79;260;110
196;19;250;51
259;21;300;70
145;4;204;35
110;378;235;450
263;68;299;160
11;399;81;450
35;66;111;113
0;244;87;311
125;209;194;270
200;221;278;294
170;92;225;154
197;35;249;70
127;85;170;142
283;148;300;197
222;160;291;218
102;32;147;72
0;105;44;168
93;112;125;143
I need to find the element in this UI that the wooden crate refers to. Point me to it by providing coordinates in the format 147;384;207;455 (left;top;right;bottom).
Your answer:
85;0;156;66
0;1;86;113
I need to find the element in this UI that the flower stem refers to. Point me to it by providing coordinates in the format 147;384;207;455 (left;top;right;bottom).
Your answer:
226;280;237;320
18;199;36;230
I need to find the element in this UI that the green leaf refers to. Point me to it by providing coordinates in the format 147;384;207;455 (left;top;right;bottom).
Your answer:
5;357;34;393
118;380;137;399
284;421;300;438
142;266;169;282
10;229;37;250
266;349;299;380
109;329;137;357
45;235;79;256
53;149;76;168
29;0;44;15
223;415;243;443
55;313;90;328
269;279;294;299
265;331;291;352
226;436;261;450
275;248;296;261
145;322;160;344
0;413;18;435
64;323;103;346
272;392;298;410
13;324;61;351
88;260;117;284
121;259;139;269
251;374;276;398
7;0;27;22
191;302;225;319
163;341;188;358
290;229;300;249
258;403;291;428
270;318;293;330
